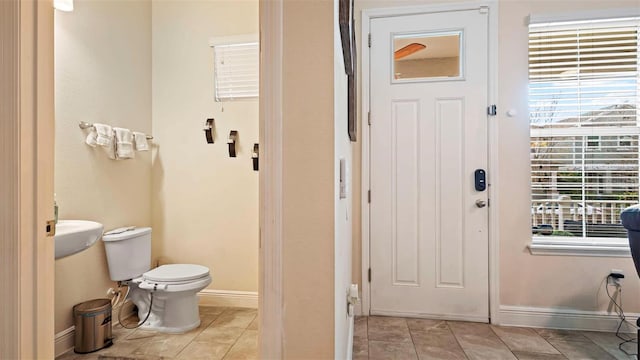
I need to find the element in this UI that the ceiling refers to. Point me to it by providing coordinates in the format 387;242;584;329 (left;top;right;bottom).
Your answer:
394;34;460;61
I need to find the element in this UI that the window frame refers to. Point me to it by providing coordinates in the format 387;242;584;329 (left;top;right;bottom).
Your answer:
527;14;639;257
209;34;259;102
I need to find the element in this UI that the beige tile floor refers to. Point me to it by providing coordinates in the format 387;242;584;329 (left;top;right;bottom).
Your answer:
354;316;638;360
58;309;637;360
57;306;257;360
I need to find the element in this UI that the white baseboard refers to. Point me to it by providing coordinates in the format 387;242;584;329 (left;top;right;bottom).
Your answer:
55;301;136;357
198;289;258;308
54;326;75;358
499;305;638;333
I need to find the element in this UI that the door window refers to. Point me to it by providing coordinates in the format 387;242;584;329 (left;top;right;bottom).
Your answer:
392;31;463;82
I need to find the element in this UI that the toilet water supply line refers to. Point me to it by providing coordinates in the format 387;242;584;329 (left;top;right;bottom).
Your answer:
109;285;123;308
111;281;156;330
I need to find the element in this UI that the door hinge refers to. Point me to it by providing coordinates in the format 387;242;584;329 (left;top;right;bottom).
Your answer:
46;220;56;237
367;111;371;126
487;104;497;116
368;268;371;282
368;190;371;203
368;33;371;48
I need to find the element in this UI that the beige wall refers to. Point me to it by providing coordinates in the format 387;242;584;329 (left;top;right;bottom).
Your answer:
497;0;640;312
54;0;152;333
281;0;336;357
395;57;459;79
354;0;640;314
151;0;259;292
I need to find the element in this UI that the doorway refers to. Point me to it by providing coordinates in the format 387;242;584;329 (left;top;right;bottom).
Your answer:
52;1;262;356
362;3;499;323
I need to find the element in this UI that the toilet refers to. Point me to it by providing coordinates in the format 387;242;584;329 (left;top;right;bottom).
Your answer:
102;227;212;333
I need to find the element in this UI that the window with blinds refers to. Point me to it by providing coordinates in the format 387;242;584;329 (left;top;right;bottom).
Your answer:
529;17;639;239
212;42;259;101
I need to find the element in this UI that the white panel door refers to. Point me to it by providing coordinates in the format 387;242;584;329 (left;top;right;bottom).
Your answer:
369;8;489;322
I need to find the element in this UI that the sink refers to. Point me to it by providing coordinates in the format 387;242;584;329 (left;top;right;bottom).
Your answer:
55;220;104;259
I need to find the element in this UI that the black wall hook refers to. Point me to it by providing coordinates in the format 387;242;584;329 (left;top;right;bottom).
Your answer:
203;118;215;144
228;130;238;157
252;143;259;171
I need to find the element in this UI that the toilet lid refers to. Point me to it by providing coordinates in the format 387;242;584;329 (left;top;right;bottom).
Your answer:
143;264;210;283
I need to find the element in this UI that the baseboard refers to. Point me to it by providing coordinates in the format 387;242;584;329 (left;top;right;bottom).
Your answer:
55;301;136;357
499;305;638;333
198;289;258;308
54;326;75;358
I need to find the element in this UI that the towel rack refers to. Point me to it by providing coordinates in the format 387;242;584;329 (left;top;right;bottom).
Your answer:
78;121;153;140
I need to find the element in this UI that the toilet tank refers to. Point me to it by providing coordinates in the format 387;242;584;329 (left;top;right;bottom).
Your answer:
102;227;152;281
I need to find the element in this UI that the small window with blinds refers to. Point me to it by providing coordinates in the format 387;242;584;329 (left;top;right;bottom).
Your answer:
212;42;259;101
529;17;639;242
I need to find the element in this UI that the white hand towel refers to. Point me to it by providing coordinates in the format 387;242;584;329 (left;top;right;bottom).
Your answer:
114;127;135;159
133;132;149;151
85;127;98;147
93;123;113;147
103;140;117;160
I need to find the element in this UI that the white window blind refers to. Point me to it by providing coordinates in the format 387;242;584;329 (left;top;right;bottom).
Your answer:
529;17;640;240
213;42;259;101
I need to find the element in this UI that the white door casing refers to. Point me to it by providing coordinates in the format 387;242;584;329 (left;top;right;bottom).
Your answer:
369;8;490;322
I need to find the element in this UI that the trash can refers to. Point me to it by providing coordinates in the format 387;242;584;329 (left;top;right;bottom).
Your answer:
73;298;113;354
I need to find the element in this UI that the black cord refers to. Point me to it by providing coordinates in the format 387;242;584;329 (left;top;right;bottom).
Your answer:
605;275;637;356
118;285;155;330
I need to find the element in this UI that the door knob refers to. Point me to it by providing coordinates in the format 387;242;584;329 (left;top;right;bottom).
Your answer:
475;199;487;208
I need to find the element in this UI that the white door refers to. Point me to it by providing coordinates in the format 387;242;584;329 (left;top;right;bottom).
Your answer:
369;8;490;322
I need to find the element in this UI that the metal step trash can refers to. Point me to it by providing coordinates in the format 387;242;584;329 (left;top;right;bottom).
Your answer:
73;298;113;354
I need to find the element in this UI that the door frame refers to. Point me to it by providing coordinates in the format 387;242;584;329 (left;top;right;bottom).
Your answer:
3;0;284;357
2;0;55;358
259;0;284;357
361;1;500;323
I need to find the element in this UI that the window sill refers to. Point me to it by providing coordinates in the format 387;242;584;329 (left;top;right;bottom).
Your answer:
528;237;631;257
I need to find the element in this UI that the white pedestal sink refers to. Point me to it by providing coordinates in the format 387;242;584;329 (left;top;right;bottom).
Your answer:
55;220;104;259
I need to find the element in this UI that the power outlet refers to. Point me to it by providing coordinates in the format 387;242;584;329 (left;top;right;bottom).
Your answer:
608;269;624;286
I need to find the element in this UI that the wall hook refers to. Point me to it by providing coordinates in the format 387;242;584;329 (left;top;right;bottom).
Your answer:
228;130;238;157
203;118;215;144
252;143;259;171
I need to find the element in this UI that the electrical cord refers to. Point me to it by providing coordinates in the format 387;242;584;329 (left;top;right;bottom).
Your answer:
118;283;155;330
605;275;637;356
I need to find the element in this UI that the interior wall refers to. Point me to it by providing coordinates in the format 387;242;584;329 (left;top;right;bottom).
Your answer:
394;57;459;78
354;0;640;315
496;0;640;313
54;0;152;333
281;0;336;357
333;0;354;358
151;0;259;293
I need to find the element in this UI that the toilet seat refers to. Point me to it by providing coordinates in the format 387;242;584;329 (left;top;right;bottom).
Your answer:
143;264;210;285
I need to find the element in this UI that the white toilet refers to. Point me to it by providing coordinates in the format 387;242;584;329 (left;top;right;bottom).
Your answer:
102;227;212;333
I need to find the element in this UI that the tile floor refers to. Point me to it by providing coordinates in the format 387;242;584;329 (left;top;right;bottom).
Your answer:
353;316;638;360
58;309;637;360
57;306;257;360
